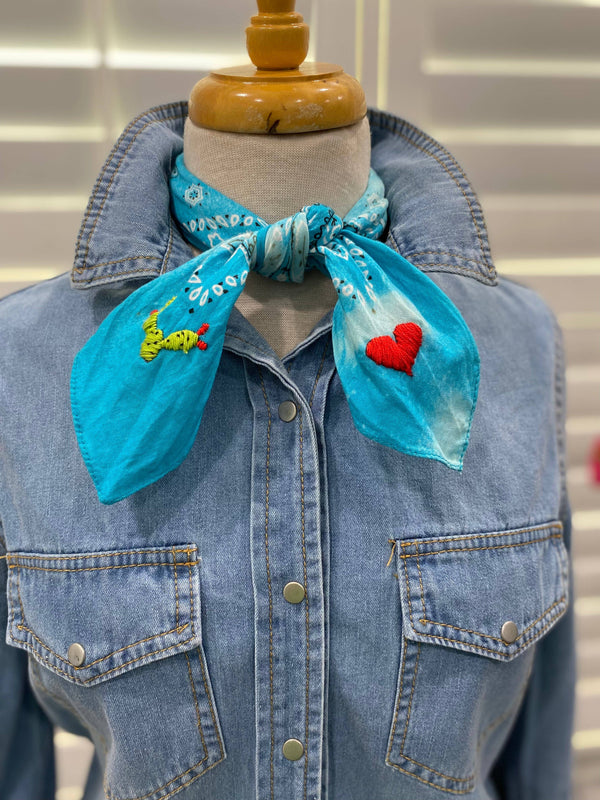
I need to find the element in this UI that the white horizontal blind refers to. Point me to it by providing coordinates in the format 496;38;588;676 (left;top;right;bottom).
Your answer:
0;1;599;797
0;0;269;292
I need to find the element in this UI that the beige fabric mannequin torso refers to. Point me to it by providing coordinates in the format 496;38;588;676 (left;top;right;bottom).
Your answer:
182;117;372;358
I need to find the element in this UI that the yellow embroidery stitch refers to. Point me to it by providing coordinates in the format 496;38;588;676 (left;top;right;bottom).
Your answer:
140;297;209;363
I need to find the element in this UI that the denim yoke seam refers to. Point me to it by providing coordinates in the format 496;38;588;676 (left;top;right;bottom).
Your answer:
258;366;276;800
9;552;198;683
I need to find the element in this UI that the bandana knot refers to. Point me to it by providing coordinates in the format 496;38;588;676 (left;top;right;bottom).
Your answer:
70;152;480;504
252;205;344;283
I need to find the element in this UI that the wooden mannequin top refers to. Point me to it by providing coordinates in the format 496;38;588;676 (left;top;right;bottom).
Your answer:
182;0;371;359
189;0;366;135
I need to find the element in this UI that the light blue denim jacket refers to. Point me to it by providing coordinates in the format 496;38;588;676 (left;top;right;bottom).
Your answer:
0;103;576;800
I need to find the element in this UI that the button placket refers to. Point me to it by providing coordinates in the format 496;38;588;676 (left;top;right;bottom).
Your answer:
277;396;307;766
280;400;305;608
246;362;326;799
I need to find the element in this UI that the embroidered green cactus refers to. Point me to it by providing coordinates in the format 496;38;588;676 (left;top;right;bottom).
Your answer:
140;296;209;363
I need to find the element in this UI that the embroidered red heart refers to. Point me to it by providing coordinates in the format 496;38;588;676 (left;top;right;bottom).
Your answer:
365;322;422;375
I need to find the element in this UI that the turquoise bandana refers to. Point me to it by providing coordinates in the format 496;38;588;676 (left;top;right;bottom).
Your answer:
70;153;480;504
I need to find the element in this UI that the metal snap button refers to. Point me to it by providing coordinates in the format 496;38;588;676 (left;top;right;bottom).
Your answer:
501;621;518;644
278;400;298;422
68;642;86;667
282;738;304;761
283;581;305;604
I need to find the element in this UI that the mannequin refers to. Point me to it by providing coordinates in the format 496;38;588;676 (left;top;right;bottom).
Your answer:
181;0;371;359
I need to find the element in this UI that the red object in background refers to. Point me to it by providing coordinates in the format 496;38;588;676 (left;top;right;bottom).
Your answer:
590;437;600;485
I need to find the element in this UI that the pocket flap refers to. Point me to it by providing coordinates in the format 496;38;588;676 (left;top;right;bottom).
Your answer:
6;544;202;686
395;521;569;661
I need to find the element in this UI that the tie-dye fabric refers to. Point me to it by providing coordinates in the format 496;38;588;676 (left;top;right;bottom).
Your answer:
70;153;480;504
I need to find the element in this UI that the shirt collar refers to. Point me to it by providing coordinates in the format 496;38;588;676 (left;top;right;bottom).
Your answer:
70;101;497;290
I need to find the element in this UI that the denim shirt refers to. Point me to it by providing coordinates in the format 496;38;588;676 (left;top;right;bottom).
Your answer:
0;103;576;800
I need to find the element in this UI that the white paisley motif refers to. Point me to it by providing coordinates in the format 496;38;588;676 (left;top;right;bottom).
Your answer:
184;185;203;207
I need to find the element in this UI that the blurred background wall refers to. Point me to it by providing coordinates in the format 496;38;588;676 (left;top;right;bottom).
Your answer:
0;1;598;798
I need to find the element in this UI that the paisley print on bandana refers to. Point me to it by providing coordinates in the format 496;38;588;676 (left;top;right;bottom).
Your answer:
70;153;480;504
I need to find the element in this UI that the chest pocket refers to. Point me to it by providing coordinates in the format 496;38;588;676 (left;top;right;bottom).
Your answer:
386;520;569;795
6;544;226;800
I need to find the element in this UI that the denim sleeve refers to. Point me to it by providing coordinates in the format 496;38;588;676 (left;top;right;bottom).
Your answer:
490;318;577;800
0;524;56;799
